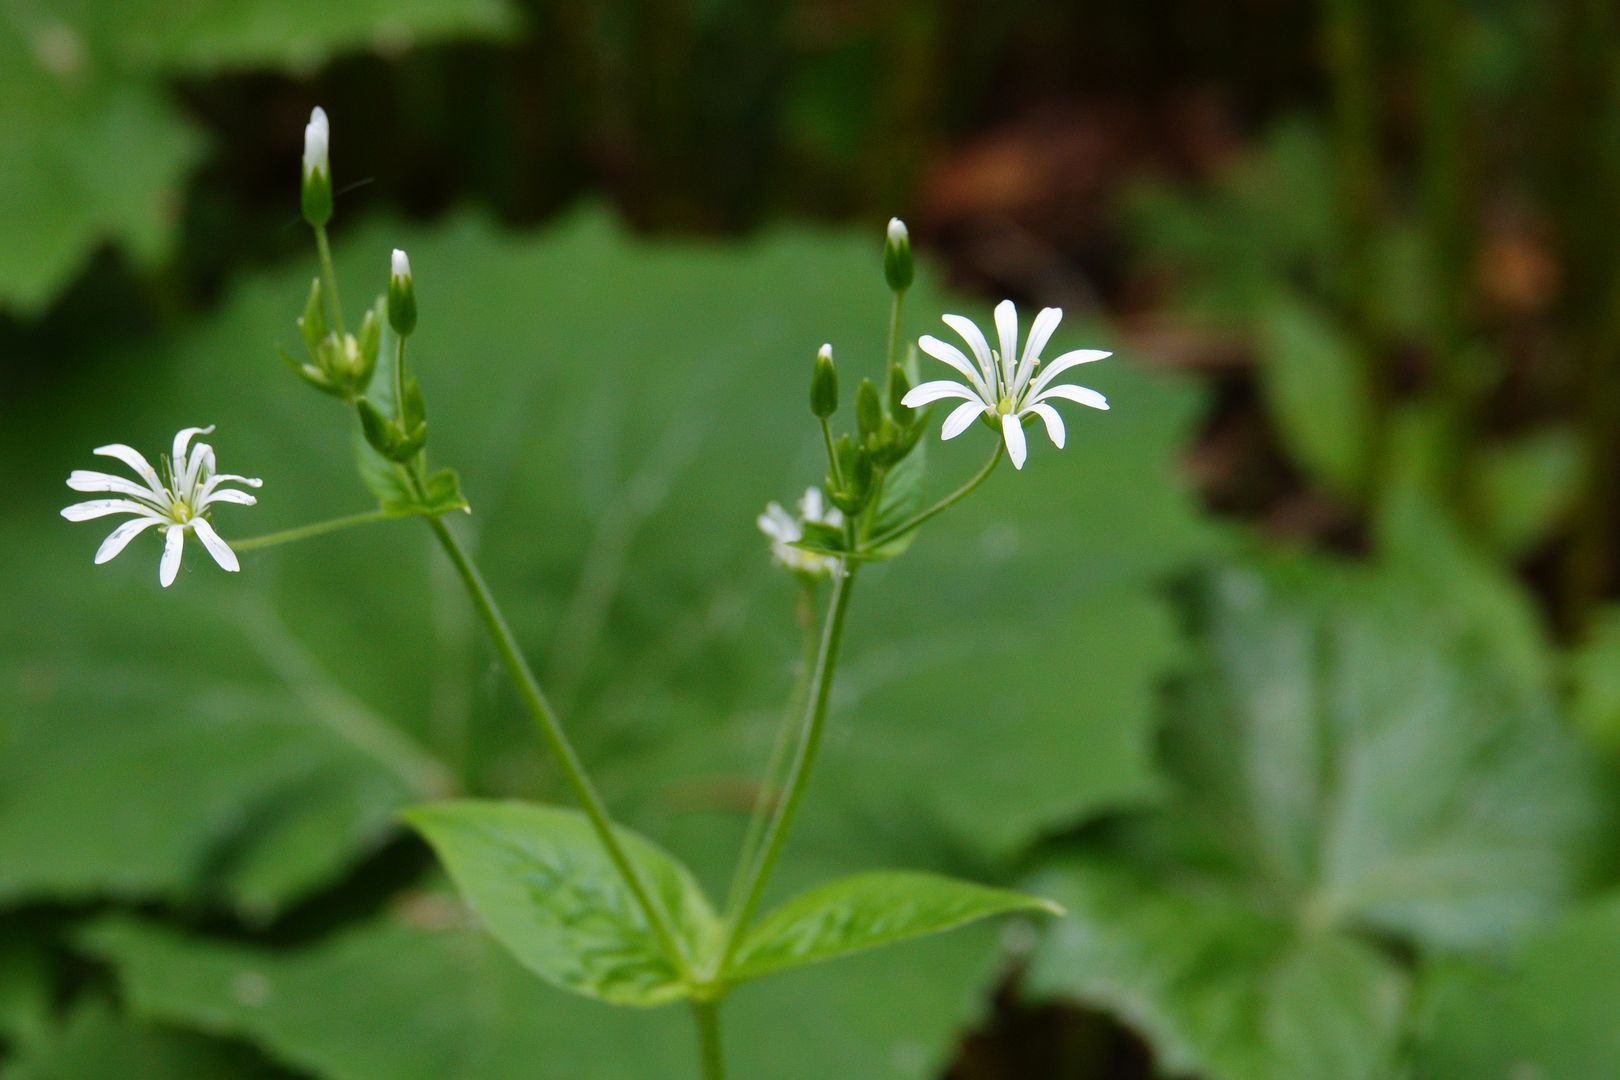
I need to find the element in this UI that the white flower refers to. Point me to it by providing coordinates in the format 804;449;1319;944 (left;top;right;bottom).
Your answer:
62;426;262;587
757;487;844;577
303;106;329;178
901;300;1110;469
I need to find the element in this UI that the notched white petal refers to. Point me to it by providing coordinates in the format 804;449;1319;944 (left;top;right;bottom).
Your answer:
191;518;240;573
902;380;982;409
94;517;163;564
1033;383;1109;410
159;526;186;587
1000;412;1028;470
61;498;157;522
940;400;985;440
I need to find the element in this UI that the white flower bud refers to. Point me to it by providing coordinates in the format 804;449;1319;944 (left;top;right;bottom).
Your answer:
391;248;411;283
303;106;330;179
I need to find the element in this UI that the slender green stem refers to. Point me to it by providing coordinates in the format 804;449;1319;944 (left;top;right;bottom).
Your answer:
693;1000;726;1080
394;334;408;419
819;418;844;490
231;508;399;551
314;224;346;334
863;442;1002;551
425;516;690;971
885;290;906;375
718;565;858;970
724;584;819;912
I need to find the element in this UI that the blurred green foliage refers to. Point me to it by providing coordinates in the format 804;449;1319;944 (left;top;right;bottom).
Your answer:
5;0;1620;1077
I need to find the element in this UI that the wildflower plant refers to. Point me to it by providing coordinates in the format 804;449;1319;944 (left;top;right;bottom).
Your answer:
59;109;1123;1078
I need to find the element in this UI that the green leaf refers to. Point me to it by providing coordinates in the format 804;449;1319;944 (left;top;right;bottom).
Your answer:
1411;893;1620;1079
403;800;717;1006
1028;861;1407;1080
1026;557;1603;1080
1471;426;1580;558
864;439;926;559
0;602;439;919
4;213;1217;1072
1570;607;1620;749
728;870;1058;983
1256;296;1373;499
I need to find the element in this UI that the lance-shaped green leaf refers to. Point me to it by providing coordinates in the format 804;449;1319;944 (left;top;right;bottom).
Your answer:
402;800;718;1006
727;870;1059;983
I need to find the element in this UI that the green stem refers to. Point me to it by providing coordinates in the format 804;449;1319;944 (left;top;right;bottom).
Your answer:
724;584;820;912
718;565;858;971
693;1000;726;1080
863;442;1002;551
314;224;346;334
885;289;906;375
819;418;844;490
425;516;690;972
231;508;399;551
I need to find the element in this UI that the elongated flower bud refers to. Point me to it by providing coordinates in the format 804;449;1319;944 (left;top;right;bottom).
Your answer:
883;217;913;292
856;377;882;441
301;106;333;227
388;248;417;337
810;343;838;418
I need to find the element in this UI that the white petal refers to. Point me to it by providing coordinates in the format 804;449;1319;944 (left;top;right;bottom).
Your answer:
798;488;825;522
918;335;993;396
901;379;982;409
941;314;997;386
92;443;165;495
159;527;185;587
67;470;169;505
192;518;239;573
993;300;1019;387
1027;403;1066;449
200;487;258;507
1030;349;1111;395
757;504;797;543
1031;383;1110;411
94;517;163;564
171;426;215;479
940;400;986;440
1000;412;1028;470
61;498;158;522
179;443;214;497
197;472;263;500
1015;307;1063;392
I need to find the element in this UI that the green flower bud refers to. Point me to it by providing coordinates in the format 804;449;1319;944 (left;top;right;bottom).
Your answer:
300;107;333;228
883;217;913;292
810;343;838;419
856;377;882;441
388;248;417;337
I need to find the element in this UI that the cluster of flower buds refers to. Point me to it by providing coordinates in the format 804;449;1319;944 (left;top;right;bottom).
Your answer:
810;219;924;518
280;278;382;399
357;250;429;464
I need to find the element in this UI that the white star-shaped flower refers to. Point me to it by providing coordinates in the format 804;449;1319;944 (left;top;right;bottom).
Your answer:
901;300;1110;469
62;426;262;587
757;487;844;577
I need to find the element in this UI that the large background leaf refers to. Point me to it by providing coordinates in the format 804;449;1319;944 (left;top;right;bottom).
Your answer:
1;211;1216;1074
1026;556;1603;1080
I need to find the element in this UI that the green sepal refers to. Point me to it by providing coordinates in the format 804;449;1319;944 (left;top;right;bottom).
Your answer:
798;520;847;552
276;344;344;398
301;167;333;228
355;304;382;387
886;365;912;424
856;378;882;441
402;376;427;430
356;397;400;457
297;277;325;352
388;274;417;338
